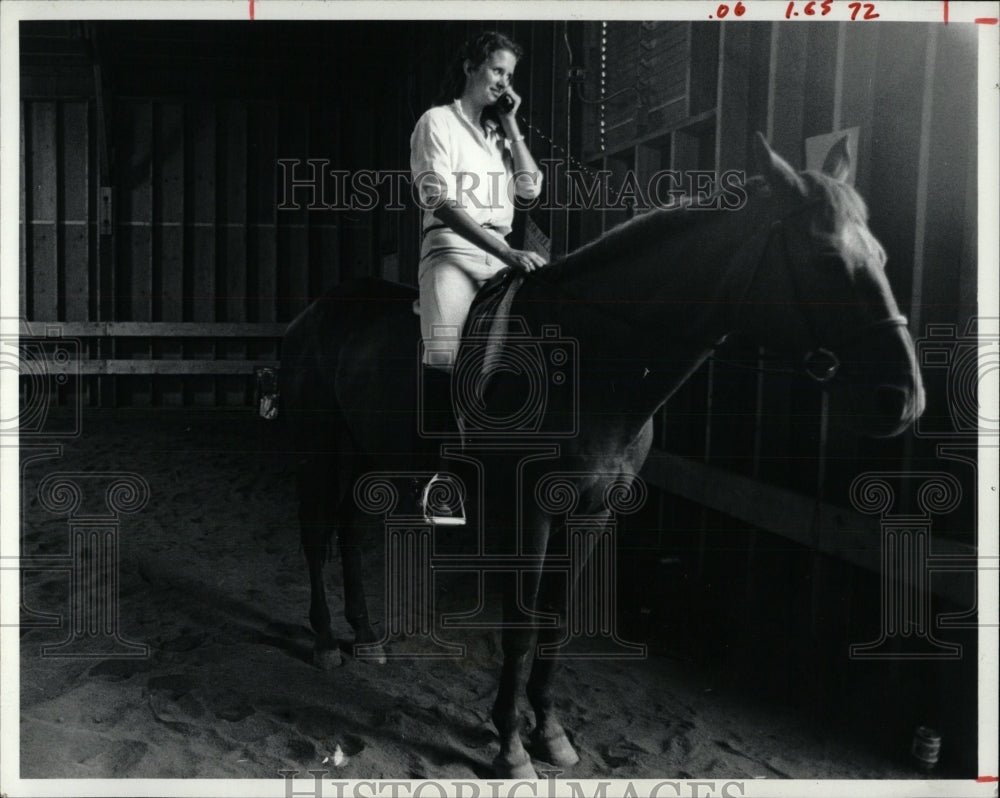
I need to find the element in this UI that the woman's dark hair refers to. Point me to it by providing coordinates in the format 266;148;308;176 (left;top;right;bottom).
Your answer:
432;32;524;129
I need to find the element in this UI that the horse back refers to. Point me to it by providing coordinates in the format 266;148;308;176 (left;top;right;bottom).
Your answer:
280;278;421;465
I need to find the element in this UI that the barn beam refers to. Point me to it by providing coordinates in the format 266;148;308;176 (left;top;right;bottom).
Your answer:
641;449;975;607
22;321;287;337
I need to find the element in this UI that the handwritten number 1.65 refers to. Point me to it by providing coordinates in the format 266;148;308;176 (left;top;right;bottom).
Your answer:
785;0;833;16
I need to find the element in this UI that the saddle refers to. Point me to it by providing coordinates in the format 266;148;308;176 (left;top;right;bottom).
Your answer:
455;267;525;396
453;267;577;439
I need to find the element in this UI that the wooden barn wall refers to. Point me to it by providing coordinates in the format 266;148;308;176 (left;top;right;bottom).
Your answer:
611;22;978;768
563;19;977;537
704;20;978;525
19;21;575;406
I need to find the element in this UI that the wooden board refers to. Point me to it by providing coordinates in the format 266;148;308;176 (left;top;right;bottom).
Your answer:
276;101;311;320
23;321;286;337
62;101;90;322
189;100;217;406
249;101;278;326
839;23;879;198
59;360;278;375
219;101;249;405
641;449;974;606
153;101;186;406
29;102;59;322
117;101;154;405
716;23;750;173
770;24;808;166
866;24;929;320
20;105;29;320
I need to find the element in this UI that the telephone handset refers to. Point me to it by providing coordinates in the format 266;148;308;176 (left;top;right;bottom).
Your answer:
496;92;515;114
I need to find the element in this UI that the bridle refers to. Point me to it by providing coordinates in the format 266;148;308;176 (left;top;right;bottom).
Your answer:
729;205;910;384
511;197;910;387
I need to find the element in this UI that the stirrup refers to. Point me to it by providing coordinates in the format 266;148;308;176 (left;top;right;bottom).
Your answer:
421;473;466;526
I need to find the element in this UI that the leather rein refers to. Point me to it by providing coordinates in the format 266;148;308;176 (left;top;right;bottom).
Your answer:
513;200;909;385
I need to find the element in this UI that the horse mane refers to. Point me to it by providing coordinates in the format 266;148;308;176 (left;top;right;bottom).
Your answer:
541;195;726;284
539;169;879;283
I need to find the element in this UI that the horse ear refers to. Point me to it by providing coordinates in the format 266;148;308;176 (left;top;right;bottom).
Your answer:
821;135;852;182
753;132;807;198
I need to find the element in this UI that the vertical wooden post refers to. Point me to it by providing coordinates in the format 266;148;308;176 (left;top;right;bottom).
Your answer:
190;100;217;406
220;101;249;406
715;22;750;174
155;102;185;406
20;107;29;322
118;101;154;406
62;102;90;325
30;102;59;323
278;102;311;319
249;101;279;365
312;101;340;293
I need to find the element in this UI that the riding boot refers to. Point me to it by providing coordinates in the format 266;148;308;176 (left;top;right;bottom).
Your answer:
415;366;466;526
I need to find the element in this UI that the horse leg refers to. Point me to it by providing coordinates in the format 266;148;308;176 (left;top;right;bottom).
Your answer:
491;602;538;778
336;495;387;664
299;456;342;671
490;517;552;779
525;557;580;768
525;517;606;769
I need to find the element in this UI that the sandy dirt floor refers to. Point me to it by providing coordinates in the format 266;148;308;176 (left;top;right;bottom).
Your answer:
15;408;924;782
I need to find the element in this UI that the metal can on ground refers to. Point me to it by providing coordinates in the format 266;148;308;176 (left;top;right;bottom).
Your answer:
911;726;941;772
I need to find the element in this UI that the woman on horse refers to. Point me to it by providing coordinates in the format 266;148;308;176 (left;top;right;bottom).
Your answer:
410;31;546;523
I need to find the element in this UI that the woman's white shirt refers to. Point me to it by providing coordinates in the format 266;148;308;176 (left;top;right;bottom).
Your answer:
410;101;543;245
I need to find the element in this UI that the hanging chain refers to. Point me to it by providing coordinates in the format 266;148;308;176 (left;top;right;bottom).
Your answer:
515;21;635;190
600;21;607;152
518;113;603;181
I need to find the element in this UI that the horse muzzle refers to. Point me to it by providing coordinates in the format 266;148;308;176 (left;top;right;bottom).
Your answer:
824;320;926;438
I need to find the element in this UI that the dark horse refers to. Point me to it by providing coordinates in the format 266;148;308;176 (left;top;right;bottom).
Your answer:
279;135;924;778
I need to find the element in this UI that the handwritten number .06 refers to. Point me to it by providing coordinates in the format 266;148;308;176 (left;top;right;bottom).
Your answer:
714;2;746;18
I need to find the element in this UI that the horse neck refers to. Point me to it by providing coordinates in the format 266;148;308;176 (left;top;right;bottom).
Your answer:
517;205;768;432
551;204;762;371
566;208;758;329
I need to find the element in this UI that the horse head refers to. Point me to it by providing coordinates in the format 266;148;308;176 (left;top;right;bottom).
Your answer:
737;133;925;438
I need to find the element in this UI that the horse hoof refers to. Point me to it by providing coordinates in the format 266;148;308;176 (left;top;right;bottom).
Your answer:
492;752;538;780
313;647;343;671
530;731;580;768
353;642;387;665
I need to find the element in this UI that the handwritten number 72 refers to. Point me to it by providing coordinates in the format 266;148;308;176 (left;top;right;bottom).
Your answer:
848;2;880;19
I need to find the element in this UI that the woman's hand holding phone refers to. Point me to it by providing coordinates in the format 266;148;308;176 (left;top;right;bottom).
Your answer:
496;92;515;114
495;87;520;117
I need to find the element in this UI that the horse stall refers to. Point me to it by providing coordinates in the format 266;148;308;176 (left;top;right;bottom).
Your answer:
10;12;987;791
